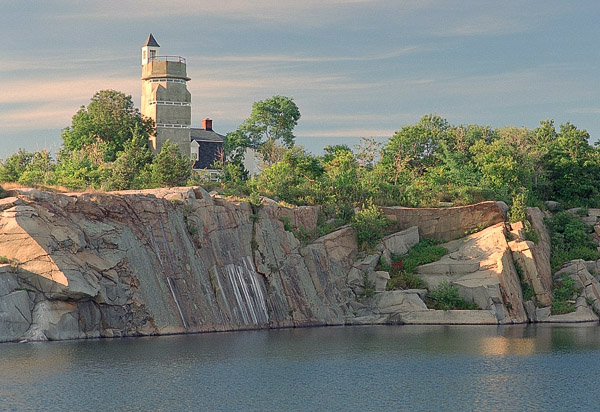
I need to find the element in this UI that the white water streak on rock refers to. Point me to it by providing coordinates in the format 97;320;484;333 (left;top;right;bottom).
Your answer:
224;256;269;325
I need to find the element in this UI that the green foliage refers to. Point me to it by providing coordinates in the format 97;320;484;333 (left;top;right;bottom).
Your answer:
322;147;360;204
424;281;480;310
226;95;300;168
0;149;33;182
150;140;192;187
0;149;55;186
386;270;426;290
61;90;154;162
362;273;376;298
514;261;535;301
279;216;293;232
543;122;600;207
401;238;447;274
106;127;153;190
385;238;446;290
551;275;579;315
50;146;111;190
509;190;528;223
254;147;324;205
551;300;576;315
0;185;5;199
351;201;387;249
547;212;600;271
0;256;9;264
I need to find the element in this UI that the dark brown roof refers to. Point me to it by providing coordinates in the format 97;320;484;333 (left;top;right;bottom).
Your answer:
143;33;160;47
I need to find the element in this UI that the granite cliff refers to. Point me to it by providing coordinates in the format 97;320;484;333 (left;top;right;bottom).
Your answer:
0;187;598;343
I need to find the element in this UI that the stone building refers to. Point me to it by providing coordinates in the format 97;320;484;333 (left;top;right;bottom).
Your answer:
141;34;223;171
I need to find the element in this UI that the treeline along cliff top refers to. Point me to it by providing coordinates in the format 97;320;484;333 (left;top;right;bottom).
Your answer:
1;89;600;213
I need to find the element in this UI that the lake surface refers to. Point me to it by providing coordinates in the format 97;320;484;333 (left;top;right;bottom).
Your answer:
1;324;600;411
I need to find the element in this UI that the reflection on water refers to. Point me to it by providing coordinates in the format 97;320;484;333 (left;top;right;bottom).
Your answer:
1;324;600;411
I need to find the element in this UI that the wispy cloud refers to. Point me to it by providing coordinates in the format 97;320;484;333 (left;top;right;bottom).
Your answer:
0;75;138;131
297;128;395;139
48;0;442;28
199;47;418;64
432;15;531;37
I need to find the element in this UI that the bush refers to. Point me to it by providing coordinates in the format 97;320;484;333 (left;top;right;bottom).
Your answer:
401;238;447;274
385;239;447;290
508;190;528;224
424;281;479;310
551;275;579;315
547;211;600;271
514;261;535;301
351;200;387;249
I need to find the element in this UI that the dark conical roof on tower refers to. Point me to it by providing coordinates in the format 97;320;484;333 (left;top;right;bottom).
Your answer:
143;33;160;47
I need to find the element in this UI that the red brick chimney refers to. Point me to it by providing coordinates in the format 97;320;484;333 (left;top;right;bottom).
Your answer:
203;118;213;131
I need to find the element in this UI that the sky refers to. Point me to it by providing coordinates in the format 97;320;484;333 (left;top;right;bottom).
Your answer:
1;0;599;159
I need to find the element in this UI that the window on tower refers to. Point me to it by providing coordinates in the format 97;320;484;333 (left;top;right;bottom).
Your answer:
150;49;157;59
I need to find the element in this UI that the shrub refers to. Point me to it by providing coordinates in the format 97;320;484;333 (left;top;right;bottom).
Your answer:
351;200;387;249
279;216;293;232
547;211;600;271
385;238;446;290
514;261;535;301
551;275;579;315
401;239;447;274
424;281;479;310
508;190;528;224
362;273;376;298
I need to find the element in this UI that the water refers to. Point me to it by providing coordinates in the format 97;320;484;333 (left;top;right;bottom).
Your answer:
1;324;600;411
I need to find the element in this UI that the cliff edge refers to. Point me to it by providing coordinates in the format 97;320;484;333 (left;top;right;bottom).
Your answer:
0;188;597;343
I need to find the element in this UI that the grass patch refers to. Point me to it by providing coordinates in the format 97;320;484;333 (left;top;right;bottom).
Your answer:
424;281;480;310
384;238;447;290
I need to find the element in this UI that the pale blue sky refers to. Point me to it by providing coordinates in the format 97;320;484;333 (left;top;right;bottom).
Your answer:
1;1;599;159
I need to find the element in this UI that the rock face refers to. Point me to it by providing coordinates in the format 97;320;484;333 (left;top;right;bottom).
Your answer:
415;223;527;324
381;201;507;242
0;188;358;342
535;259;600;323
507;208;554;308
0;188;595;343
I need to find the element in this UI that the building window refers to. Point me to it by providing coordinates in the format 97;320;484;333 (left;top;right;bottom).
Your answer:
149;49;157;59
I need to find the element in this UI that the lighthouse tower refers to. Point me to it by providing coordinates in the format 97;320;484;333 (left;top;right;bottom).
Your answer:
141;34;192;157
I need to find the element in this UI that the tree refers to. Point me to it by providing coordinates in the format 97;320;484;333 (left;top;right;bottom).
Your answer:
322;146;359;203
50;146;110;190
0;149;34;183
18;150;54;187
61;90;154;162
254;147;324;205
151;140;192;187
543;122;600;206
380;114;450;185
227;95;301;167
0;149;55;186
107;125;154;190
